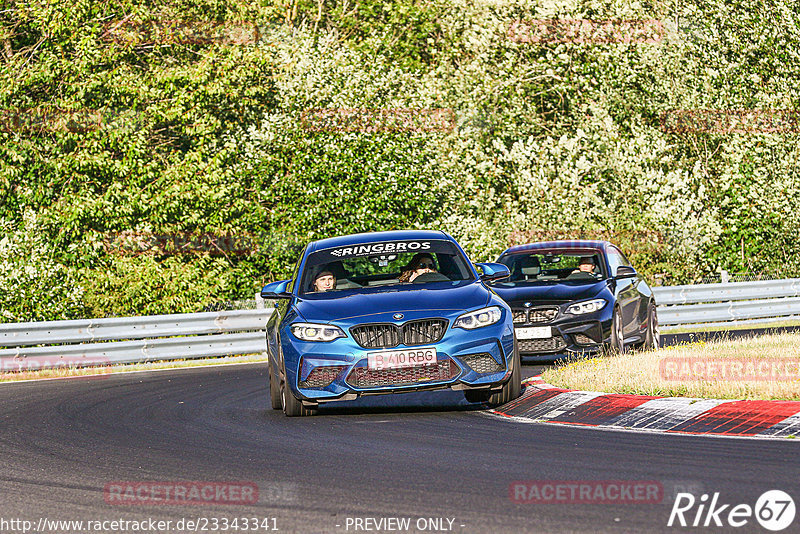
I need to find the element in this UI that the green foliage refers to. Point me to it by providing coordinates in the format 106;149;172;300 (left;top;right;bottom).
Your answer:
0;210;87;321
1;0;799;321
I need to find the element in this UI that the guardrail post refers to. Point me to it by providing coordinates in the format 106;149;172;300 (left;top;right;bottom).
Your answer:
721;270;729;283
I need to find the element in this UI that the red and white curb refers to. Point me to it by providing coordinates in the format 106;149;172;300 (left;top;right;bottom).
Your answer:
488;377;800;439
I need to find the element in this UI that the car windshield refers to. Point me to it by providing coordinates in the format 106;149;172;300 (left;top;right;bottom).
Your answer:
300;239;475;295
493;250;606;286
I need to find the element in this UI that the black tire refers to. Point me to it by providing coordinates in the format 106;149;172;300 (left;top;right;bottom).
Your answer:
280;376;316;417
609;306;625;354
268;360;282;410
487;340;521;407
643;302;660;351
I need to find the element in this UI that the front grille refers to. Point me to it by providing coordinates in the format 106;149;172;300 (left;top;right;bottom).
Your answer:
351;319;447;349
461;353;504;374
512;306;559;325
345;359;460;388
518;336;567;354
402;319;447;346
350;324;400;349
299;365;346;388
530;307;559;323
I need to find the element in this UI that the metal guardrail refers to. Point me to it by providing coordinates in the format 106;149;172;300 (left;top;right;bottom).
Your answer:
0;309;271;347
3;279;800;372
653;278;800;332
0;308;274;372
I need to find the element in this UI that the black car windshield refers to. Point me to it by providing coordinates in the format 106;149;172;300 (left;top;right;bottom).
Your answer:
494;250;606;286
300;239;475;295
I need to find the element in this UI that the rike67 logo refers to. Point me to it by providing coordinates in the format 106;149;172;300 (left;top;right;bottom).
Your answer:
668;490;795;531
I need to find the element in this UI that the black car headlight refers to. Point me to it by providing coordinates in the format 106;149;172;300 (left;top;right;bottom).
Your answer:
453;306;503;329
290;323;346;342
566;299;607;315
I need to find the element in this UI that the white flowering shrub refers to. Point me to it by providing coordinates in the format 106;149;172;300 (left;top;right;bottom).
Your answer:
2;0;799;321
0;211;86;322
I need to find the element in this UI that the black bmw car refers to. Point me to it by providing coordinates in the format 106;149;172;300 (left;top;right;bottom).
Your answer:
489;240;658;357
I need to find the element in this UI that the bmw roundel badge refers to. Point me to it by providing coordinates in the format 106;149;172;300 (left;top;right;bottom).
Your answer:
393;313;404;320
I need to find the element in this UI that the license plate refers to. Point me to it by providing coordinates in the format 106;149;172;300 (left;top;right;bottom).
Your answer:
516;326;552;339
367;347;437;370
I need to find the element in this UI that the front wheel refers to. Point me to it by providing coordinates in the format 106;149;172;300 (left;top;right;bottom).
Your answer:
487;340;521;407
280;364;316;417
643;302;659;350
608;306;625;354
268;361;282;410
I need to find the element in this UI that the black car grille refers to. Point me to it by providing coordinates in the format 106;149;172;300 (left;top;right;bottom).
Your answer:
518;336;567;354
461;353;504;374
350;324;400;349
345;359;460;388
512;306;559;324
351;319;447;349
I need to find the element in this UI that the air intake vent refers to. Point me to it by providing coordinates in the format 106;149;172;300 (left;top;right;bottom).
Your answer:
461;353;504;374
345;359;459;388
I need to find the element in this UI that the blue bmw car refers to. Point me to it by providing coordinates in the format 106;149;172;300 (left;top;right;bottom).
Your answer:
260;230;520;416
490;240;658;358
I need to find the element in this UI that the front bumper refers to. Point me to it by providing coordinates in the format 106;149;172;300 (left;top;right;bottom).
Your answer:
280;317;515;404
513;306;613;357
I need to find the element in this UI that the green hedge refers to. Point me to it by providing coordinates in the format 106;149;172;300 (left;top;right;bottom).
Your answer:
1;0;798;321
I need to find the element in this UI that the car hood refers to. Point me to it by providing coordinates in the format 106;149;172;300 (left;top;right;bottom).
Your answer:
294;281;491;322
490;280;608;304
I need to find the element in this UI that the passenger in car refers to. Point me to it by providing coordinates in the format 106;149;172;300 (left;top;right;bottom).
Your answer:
312;270;337;292
398;253;438;283
568;256;598;279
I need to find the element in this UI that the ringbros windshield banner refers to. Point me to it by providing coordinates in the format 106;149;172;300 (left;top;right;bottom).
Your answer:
317;240;446;261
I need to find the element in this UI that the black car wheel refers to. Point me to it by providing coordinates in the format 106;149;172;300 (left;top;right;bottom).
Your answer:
487;339;521;407
609;306;625;354
268;359;282;410
280;361;316;417
644;302;659;350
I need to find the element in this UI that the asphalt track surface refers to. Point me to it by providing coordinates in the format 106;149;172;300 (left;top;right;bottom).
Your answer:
1;328;799;534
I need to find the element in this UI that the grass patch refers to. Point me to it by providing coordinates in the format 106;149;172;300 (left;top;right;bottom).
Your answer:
541;332;800;401
664;320;800;334
0;354;269;383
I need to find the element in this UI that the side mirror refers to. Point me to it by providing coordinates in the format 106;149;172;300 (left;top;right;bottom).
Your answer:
615;266;637;279
475;262;511;282
260;279;293;299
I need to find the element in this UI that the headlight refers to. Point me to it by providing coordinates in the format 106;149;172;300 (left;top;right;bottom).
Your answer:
453;306;503;330
290;323;346;342
566;299;607;315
